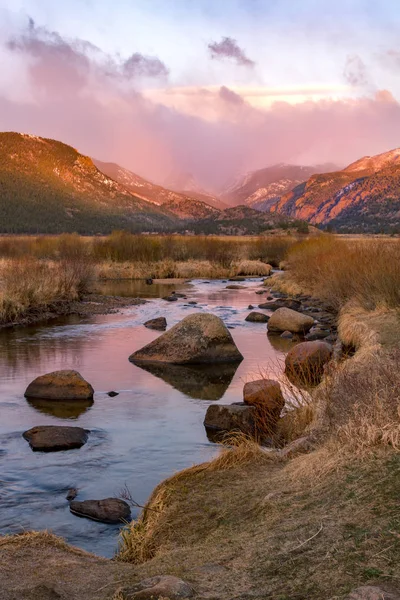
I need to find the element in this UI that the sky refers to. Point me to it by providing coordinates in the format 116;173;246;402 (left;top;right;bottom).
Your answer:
1;0;400;190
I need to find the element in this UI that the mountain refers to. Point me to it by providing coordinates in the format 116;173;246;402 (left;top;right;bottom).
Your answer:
192;205;300;235
94;160;221;218
223;164;338;208
271;149;400;232
0;132;178;234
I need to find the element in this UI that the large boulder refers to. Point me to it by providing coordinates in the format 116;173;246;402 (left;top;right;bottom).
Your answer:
267;307;314;335
25;370;94;401
144;317;167;331
245;312;269;323
130;313;243;365
23;425;89;452
243;379;285;435
204;404;255;436
69;498;131;523
285;340;333;385
119;575;194;600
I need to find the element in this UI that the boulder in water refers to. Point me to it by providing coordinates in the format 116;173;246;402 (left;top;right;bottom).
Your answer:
204;404;255;436
285;340;333;385
267;308;314;335
69;498;131;523
23;425;89;452
245;312;269;323
25;370;94;401
130;313;243;365
144;317;167;331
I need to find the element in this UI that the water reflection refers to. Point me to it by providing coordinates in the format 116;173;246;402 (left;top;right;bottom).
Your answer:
94;279;192;298
26;397;94;419
134;362;239;400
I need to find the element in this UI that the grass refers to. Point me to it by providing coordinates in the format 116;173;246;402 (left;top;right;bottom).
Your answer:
283;235;400;310
0;256;93;324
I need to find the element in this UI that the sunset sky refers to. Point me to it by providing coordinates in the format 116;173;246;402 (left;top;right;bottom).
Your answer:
1;0;400;189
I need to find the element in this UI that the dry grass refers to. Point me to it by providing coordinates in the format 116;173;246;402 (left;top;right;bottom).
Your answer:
286;236;400;310
0;256;93;324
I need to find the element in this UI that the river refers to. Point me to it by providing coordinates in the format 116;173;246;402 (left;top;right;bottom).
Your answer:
0;278;292;557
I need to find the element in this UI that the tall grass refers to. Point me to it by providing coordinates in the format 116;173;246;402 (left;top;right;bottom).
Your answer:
0;257;93;324
286;236;400;310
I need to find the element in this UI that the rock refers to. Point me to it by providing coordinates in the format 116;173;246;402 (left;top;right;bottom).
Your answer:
145;278;153;285
23;426;89;452
280;330;293;339
229;276;247;281
130;313;243;365
119;575;194;599
259;299;301;311
162;295;178;302
243;379;284;433
279;436;314;459
248;304;255;309
346;586;399;600
188;301;197;305
305;326;331;341
107;391;119;397
267;308;314;335
172;292;187;298
226;284;245;289
204;404;255;436
69;498;131;523
25;370;94;401
66;488;78;501
144;317;167;331
285;340;333;385
245;312;270;323
255;290;266;295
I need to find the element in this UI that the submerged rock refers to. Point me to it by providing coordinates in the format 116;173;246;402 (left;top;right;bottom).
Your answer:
267;307;314;335
23;426;89;452
144;317;167;331
162;295;178;302
119;575;194;599
107;391;119;397
130;313;243;365
25;370;94;401
204;404;255;436
285;340;333;386
66;488;78;501
245;311;269;323
226;284;245;289
69;498;131;523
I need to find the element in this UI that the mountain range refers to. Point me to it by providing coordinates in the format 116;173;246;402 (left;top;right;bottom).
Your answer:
2;130;400;234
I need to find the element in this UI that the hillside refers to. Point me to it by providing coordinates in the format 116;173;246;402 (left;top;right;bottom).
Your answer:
223;163;337;208
192;205;302;235
272;148;400;232
0;133;177;234
94;160;222;218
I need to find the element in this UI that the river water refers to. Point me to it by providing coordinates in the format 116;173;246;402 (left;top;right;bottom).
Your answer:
0;278;292;557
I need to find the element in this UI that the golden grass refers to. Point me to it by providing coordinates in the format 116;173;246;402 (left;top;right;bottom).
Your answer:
286;236;400;310
0;256;93;324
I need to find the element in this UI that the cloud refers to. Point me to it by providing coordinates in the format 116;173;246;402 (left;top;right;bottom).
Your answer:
343;54;369;88
379;49;400;70
208;36;255;67
218;86;245;105
123;53;169;79
2;21;400;192
6;17;169;95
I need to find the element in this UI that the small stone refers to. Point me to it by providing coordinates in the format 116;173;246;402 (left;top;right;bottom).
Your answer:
280;330;293;339
188;301;197;305
66;488;78;501
248;304;255;309
162;295;178;302
226;284;245;289
107;391;119;397
229;276;246;281
144;317;167;331
119;575;194;599
23;426;89;452
245;312;270;323
70;498;131;523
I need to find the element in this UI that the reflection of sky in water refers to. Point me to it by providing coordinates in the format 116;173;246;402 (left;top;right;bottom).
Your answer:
0;278;291;557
